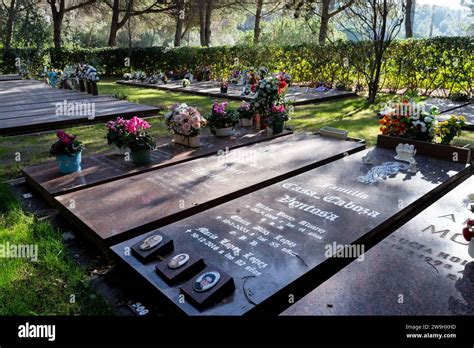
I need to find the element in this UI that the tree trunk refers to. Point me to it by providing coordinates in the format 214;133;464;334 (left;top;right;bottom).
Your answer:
174;0;185;47
108;0;120;46
204;0;213;46
4;0;17;50
199;1;206;46
429;5;435;38
318;0;330;44
253;0;263;45
52;12;64;49
405;0;414;38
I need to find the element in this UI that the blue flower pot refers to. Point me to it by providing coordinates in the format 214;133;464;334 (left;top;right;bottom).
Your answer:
56;152;82;174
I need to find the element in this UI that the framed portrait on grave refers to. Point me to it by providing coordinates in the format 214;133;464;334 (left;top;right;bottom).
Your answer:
180;266;235;310
131;232;174;262
155;251;205;284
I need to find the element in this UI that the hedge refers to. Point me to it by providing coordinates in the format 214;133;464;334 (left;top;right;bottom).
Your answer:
1;36;472;96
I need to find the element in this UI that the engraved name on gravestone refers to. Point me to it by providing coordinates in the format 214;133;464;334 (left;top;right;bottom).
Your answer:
111;148;469;315
282;175;474;316
55;134;365;245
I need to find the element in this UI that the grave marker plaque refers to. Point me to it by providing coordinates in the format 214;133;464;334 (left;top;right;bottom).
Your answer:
55;133;365;246
282;175;474;316
111;147;470;315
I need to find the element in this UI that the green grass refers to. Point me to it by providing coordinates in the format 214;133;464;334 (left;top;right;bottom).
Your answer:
0;78;472;315
0;184;112;315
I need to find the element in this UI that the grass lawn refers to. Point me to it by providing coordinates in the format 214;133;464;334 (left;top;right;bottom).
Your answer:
0;78;472;315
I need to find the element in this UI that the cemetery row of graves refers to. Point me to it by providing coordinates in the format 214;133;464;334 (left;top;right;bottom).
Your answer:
0;57;473;315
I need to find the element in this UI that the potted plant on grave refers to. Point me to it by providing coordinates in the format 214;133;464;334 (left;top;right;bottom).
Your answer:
237;101;254;127
85;65;99;95
182;78;191;87
267;104;289;134
165;103;206;148
378;98;470;162
133;71;146;82
436;115;466;145
105;117;130;155
206;102;239;137
123;117;156;165
220;80;229;94
50;131;83;174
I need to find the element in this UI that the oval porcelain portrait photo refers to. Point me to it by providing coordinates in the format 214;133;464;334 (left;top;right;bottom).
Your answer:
139;234;163;251
167;253;190;269
193;271;221;292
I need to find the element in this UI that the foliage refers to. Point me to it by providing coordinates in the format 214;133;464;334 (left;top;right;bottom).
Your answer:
49;131;83;157
2;37;471;97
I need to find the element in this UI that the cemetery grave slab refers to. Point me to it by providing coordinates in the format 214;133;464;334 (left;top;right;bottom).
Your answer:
0;79;160;135
0;74;21;81
55;133;366;246
116;80;357;106
444;103;474;129
282;175;474;315
424;98;470;114
23;128;292;204
110;147;470;315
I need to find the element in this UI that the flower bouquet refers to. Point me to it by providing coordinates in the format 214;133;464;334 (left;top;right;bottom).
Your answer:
267;104;289;134
123;116;156;165
378;98;470;163
106;117;130;155
50;131;83;174
133;71;146;82
251;75;287;129
165;103;206;147
206;102;239;137
436;115;466;145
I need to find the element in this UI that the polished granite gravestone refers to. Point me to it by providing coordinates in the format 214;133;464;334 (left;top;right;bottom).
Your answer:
0;74;21;81
116;80;357;106
110;147;470;315
23;128;292;204
282;175;474;316
0;79;160;135
424;98;470;114
54;133;366;246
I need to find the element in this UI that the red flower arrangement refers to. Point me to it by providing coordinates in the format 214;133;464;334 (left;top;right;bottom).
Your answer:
379;114;409;137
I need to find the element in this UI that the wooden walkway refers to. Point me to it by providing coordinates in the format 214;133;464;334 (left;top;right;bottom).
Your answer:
0;79;160;135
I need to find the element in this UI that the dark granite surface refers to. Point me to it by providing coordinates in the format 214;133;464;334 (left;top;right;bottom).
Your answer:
444;104;474;128
424;98;470;113
110;147;470;315
282;175;474;315
0;80;160;135
55;133;365;245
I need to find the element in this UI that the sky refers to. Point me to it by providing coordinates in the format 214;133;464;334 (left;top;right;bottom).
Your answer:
416;0;466;10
